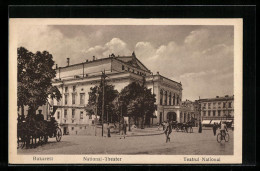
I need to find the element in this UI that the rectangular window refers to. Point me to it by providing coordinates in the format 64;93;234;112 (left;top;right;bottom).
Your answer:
122;65;125;70
218;111;221;116
213;111;216;116
65;86;68;92
71;127;74;131
208;111;211;116
72;94;76;104
65;95;68;105
229;102;232;108
72;109;75;118
64;109;67;119
203;111;206;116
57;112;60;119
72;120;74;123
223;102;226;108
204;103;206;107
80;93;85;105
73;86;76;92
80;111;83;119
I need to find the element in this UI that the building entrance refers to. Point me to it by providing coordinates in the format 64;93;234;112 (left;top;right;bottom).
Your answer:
167;112;177;121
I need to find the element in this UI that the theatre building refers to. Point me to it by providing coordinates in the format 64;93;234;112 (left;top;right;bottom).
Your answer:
50;52;183;135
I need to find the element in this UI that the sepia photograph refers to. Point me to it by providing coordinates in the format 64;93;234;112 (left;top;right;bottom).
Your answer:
9;19;242;164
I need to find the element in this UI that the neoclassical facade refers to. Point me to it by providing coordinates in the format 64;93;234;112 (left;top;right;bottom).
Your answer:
49;52;183;134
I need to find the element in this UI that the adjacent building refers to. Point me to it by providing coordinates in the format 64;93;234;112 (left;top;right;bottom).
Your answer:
197;95;234;125
50;52;183;134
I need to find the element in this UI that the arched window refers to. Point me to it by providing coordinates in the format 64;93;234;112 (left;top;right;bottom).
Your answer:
165;91;168;105
173;94;175;105
169;92;172;105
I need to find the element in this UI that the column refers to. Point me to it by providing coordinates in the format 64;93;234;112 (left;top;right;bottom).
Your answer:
176;110;180;122
162;90;165;106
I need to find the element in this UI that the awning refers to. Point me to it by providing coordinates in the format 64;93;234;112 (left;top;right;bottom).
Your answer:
226;120;233;123
202;120;211;124
211;120;222;124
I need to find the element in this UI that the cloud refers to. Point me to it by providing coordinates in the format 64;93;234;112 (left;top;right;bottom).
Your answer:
17;25;91;66
133;28;234;100
17;25;234;101
81;38;131;58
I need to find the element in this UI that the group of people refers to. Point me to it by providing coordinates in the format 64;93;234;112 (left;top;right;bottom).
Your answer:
161;120;229;143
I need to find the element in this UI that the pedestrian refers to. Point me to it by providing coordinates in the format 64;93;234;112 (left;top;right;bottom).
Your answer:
107;122;111;138
212;122;217;136
164;120;172;143
120;121;127;139
157;122;160;130
162;121;166;131
198;121;202;133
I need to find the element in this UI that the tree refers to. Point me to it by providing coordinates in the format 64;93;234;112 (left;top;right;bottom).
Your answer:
17;47;62;116
87;82;119;122
120;82;156;128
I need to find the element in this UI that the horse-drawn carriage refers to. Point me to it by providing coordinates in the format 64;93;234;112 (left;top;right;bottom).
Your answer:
17;115;62;149
170;119;194;133
174;122;193;133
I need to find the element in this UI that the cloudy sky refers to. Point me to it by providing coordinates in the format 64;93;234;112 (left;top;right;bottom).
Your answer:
17;25;234;101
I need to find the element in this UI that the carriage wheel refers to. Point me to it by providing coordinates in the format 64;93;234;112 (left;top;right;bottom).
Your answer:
17;138;25;149
56;128;62;142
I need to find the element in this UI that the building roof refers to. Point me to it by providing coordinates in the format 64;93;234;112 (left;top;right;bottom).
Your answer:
199;95;234;102
55;52;150;73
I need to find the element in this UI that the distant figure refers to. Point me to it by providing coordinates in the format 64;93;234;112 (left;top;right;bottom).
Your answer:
107;122;111;138
162;121;166;131
164;121;172;143
198;121;202;133
120;121;127;139
157;122;160;130
212;122;217;136
219;121;228;137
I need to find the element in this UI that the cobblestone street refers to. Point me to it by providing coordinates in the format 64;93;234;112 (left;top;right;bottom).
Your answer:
18;127;233;155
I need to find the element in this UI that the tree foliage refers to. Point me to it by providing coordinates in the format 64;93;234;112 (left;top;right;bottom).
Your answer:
120;82;156;126
17;47;62;115
87;82;119;121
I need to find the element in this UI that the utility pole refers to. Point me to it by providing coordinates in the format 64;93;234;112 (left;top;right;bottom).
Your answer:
95;89;99;136
101;70;106;137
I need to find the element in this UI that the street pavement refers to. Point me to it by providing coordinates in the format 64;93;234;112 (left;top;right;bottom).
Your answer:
18;127;233;155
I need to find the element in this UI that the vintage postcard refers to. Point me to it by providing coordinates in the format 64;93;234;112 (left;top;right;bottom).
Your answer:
9;18;242;164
